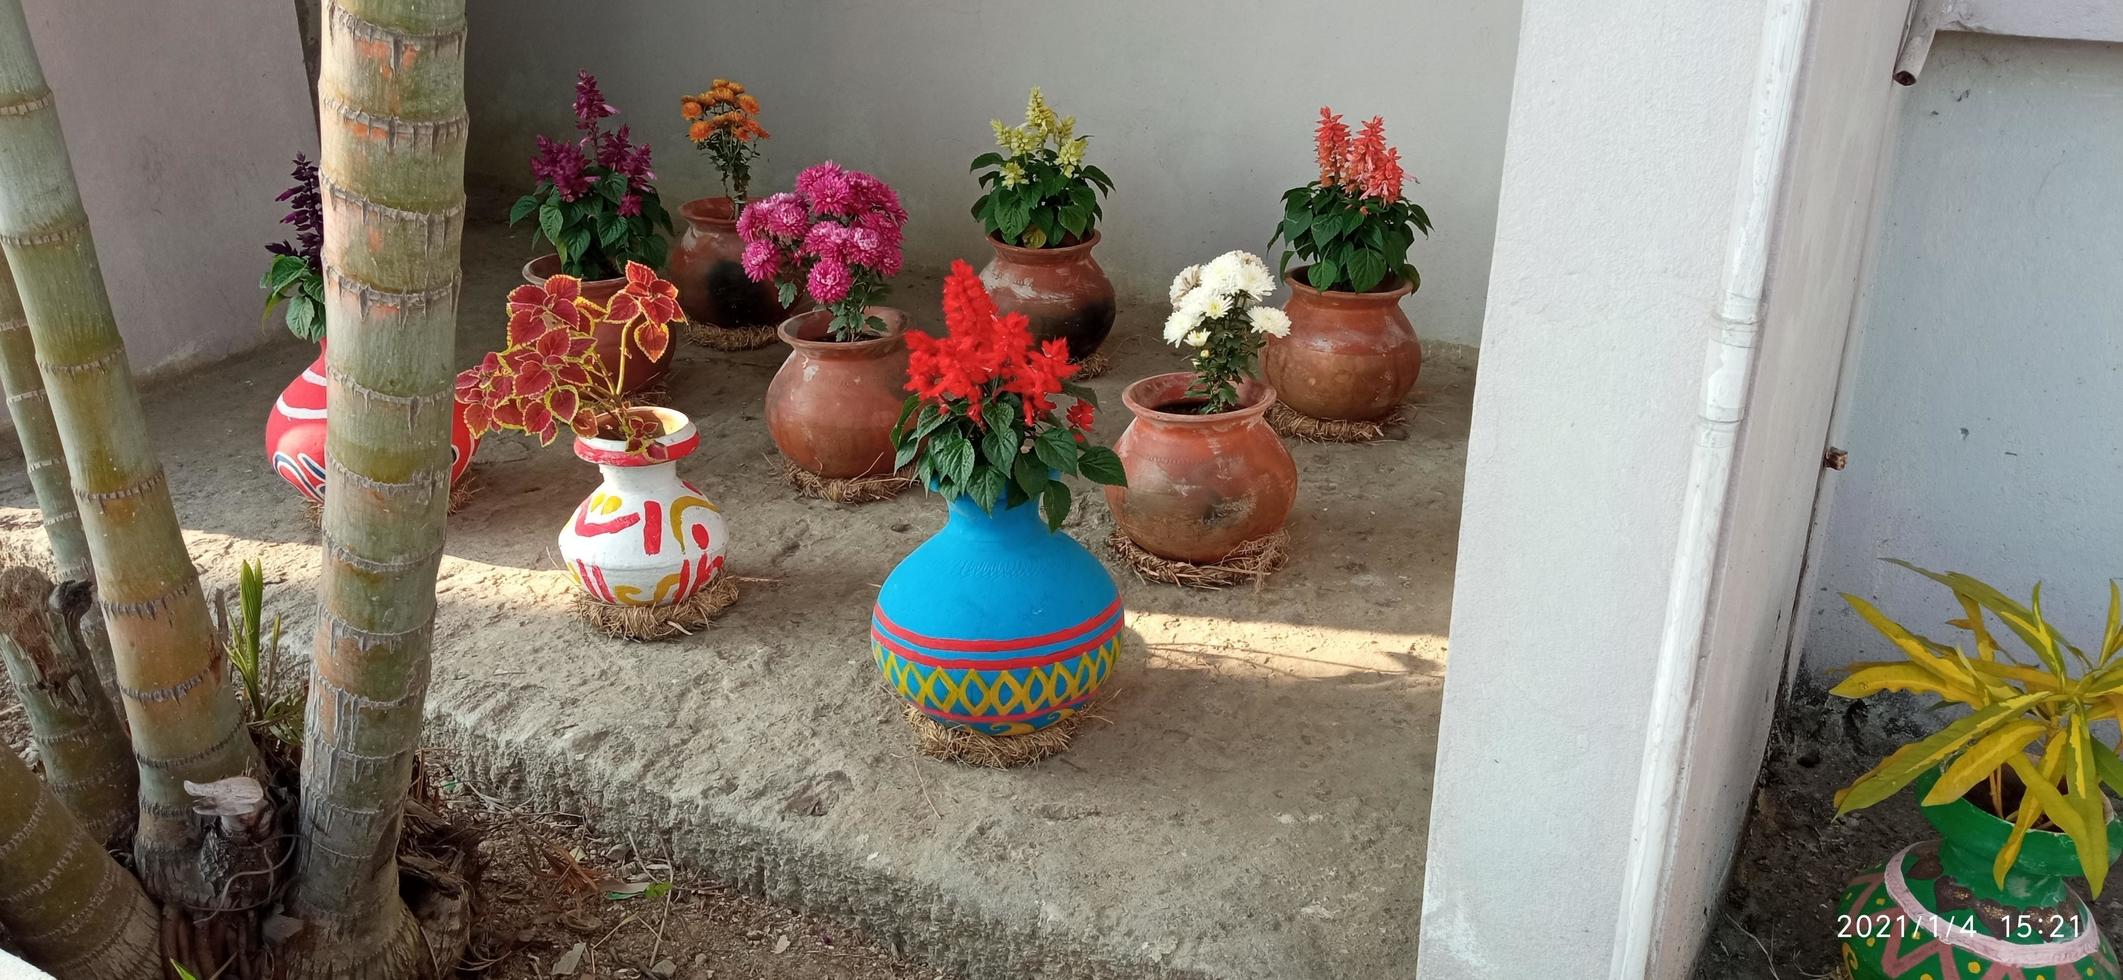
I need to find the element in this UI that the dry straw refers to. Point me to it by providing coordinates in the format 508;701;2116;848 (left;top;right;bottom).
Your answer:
780;457;915;504
1107;528;1290;590
572;574;739;641
1265;402;1403;443
904;695;1113;769
1069;349;1111;380
682;319;780;352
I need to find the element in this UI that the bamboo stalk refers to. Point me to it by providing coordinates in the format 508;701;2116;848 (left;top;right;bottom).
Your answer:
0;248;119;711
0;746;160;980
0;565;136;847
0;0;262;905
0;250;87;581
287;0;467;974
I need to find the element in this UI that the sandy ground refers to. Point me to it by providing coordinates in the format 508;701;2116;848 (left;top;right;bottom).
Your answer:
0;194;1471;979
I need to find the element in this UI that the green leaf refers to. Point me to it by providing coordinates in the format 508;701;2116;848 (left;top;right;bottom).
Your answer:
777;281;799;307
933;429;976;488
1012;451;1050;499
1077;445;1126;487
285;296;323;342
1310;258;1340;292
889;395;920;444
1033;426;1081;475
508;195;540;225
980;404;1018;468
968;465;1007;512
2090;738;2123;796
1346;249;1388;293
538;201;565;248
1061;381;1098;408
969;152;1005;172
261;253;310;295
1060;205;1088;238
1834;693;2047;815
1039;481;1071;531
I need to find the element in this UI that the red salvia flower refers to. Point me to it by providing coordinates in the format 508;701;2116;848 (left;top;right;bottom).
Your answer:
1314;107;1350;186
1066;400;1094;432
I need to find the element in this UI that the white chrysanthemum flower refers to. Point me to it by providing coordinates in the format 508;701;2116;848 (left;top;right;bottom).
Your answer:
1232;253;1275;299
1184;329;1209;348
1199;293;1231;320
1248;306;1292;338
1198;254;1242;296
1168;265;1202;306
1163;306;1201;345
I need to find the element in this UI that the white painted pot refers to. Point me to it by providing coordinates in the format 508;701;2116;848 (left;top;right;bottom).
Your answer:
557;407;730;607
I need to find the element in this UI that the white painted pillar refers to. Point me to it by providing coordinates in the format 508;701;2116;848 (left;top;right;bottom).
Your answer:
1415;1;1911;976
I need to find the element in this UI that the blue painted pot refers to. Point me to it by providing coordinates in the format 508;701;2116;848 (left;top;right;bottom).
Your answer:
872;494;1124;736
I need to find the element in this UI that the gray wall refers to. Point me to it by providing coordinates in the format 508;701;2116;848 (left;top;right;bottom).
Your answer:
21;0;316;378
1799;34;2123;677
460;0;1521;346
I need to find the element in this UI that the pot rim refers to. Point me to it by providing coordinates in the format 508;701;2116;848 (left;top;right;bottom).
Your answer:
679;195;738;227
1285;265;1414;303
1120;371;1278;424
573;405;698;466
523;252;625;289
777;306;910;355
1915;765;2123;877
985;229;1102;261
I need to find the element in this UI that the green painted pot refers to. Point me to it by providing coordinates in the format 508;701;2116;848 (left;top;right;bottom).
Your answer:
1837;769;2122;979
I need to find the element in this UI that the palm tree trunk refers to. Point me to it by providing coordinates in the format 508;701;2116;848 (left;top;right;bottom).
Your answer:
0;746;160;980
0;249;121;712
0;565;136;847
287;1;466;974
0;0;262;906
0;251;87;582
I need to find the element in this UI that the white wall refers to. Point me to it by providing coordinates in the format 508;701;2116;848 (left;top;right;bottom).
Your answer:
20;0;315;377
1414;1;1763;974
1416;1;1908;976
458;0;1520;346
1799;33;2123;676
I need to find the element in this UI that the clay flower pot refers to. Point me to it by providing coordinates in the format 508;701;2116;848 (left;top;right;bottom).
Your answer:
557;407;730;607
765;308;910;479
1261;267;1421;422
523;254;672;395
1105;373;1297;563
872;493;1123;735
979;231;1115;362
1835;767;2122;978
666;196;799;330
264;349;478;502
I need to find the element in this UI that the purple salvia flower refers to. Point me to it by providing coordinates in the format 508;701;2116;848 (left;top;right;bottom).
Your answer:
573;70;616;133
266;153;323;268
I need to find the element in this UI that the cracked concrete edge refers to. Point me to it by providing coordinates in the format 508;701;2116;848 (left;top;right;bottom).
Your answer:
426;713;1228;980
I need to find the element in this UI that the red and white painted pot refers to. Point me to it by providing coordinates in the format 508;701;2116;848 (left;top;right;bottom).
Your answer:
264;349;479;502
558;407;730;607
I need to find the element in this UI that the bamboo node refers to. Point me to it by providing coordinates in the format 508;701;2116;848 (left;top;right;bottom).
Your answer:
72;467;167;504
0;218;85;248
0;89;53;116
6;386;48;404
38;346;122;378
95;575;198;620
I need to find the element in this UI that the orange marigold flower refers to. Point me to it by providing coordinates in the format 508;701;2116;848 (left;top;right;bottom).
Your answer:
681;99;703;119
727;81;745;94
738;94;761;115
688;120;712;141
711;77;729;89
711;86;735;104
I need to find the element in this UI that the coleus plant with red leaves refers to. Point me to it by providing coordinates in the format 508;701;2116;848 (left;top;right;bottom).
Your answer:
890;260;1124;530
455;261;679;458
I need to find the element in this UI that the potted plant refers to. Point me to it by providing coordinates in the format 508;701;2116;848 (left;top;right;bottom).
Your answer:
665;78;793;344
738;161;913;481
508;71;676;394
261;153;478;503
871;261;1127;735
455;263;730;608
1265;108;1432;422
1105;251;1298;564
970;87;1116;367
1829;562;2123;979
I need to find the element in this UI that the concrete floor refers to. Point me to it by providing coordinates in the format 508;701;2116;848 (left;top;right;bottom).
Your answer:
0;213;1472;979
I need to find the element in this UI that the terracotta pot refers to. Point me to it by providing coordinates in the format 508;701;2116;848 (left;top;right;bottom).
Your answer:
765;308;911;479
978;231;1115;361
522;254;671;395
264;347;479;503
557;407;730;607
1835;767;2121;979
1105;373;1298;563
1261;267;1420;422
667;196;799;330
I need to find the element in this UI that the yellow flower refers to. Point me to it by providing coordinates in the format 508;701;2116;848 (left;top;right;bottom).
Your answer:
1050;114;1075;144
1056;135;1086;174
999;161;1028;188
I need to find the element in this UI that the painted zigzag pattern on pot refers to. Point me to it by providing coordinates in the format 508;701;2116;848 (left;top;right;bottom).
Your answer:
870;599;1123;736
